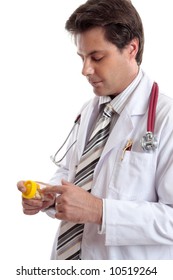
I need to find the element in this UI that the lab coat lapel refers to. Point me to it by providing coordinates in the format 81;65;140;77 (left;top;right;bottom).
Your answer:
101;108;133;159
100;72;154;160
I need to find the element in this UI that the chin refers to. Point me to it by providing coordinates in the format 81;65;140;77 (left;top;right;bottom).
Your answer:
93;88;109;97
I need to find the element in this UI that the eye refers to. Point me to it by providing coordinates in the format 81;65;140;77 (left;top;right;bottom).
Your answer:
92;56;104;62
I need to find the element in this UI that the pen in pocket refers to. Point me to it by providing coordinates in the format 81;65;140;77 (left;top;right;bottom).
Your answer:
121;139;133;161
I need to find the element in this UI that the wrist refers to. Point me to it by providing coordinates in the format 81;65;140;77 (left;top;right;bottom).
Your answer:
90;197;103;225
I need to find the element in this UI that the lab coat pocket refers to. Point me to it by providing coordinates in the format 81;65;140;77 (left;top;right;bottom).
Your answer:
109;151;155;200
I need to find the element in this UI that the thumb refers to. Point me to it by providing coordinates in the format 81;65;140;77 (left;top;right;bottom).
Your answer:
17;181;26;193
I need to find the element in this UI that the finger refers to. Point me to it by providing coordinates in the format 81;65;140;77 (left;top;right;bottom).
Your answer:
22;198;43;208
22;201;43;213
41;186;63;195
55;212;64;220
23;209;40;215
22;200;42;210
42;200;54;209
17;181;26;193
23;204;42;211
42;193;55;202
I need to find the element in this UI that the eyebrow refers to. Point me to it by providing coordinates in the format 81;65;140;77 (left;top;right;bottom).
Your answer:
77;50;104;57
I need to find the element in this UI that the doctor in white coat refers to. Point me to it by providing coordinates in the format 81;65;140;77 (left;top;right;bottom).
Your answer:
18;0;173;259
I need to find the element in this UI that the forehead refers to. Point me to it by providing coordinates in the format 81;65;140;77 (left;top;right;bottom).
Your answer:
76;27;115;55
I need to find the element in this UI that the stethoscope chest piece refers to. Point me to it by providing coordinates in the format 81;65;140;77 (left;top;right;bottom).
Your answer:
141;131;158;152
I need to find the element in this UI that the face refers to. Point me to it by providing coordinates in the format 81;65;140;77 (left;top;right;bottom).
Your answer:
76;27;139;97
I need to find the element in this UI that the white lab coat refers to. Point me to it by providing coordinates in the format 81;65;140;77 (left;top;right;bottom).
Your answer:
49;72;173;259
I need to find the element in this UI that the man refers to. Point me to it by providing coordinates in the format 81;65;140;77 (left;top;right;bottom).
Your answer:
17;0;173;260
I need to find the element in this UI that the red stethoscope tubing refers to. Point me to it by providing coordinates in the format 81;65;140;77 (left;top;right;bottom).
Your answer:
147;82;159;133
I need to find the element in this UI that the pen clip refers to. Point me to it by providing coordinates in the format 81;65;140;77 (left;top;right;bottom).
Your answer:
121;139;133;161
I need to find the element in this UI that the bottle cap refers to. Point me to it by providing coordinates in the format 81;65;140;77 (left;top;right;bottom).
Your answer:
22;180;40;199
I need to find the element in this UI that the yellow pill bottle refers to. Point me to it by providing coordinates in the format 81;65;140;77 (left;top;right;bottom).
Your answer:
22;180;43;199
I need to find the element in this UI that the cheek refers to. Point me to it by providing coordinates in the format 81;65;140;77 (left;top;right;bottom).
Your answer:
96;64;111;81
105;70;117;86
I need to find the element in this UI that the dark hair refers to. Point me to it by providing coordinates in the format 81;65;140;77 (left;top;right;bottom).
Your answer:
65;0;144;65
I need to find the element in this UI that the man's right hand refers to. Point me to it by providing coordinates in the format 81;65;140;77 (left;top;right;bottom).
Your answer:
17;181;56;215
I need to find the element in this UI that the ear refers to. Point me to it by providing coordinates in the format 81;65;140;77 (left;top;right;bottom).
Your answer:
128;38;139;59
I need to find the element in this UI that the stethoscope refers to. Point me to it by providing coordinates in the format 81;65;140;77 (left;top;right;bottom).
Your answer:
51;82;159;166
141;82;158;152
50;114;81;166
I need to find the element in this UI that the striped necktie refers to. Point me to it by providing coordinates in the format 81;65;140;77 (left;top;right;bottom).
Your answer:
56;103;115;260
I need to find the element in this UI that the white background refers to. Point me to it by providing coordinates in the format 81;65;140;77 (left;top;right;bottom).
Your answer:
0;0;173;276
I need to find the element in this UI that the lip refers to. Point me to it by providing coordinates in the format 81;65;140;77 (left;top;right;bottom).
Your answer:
89;80;103;87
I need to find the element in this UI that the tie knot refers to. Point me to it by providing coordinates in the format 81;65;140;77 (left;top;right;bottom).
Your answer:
103;103;115;118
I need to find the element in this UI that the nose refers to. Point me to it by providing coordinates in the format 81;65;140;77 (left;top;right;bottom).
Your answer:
82;59;94;77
